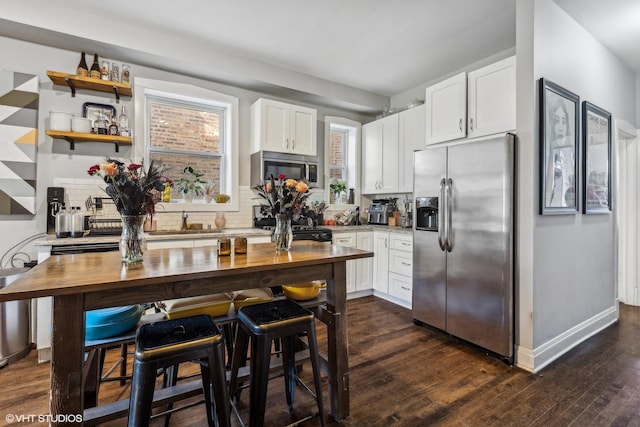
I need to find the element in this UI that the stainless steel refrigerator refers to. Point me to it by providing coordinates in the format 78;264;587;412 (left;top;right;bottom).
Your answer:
412;133;515;361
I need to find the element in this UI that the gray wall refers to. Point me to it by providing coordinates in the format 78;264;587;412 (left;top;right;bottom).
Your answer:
516;0;636;370
0;35;375;263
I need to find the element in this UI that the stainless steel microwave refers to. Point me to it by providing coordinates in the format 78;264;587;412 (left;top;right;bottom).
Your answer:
250;151;322;188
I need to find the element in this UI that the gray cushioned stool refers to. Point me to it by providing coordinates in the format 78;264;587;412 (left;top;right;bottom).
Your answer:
127;314;230;427
228;299;325;427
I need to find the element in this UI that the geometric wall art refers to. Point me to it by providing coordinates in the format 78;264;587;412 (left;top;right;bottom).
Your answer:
0;69;39;215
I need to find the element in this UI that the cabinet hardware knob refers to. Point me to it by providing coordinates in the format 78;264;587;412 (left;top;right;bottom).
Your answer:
459;118;463;132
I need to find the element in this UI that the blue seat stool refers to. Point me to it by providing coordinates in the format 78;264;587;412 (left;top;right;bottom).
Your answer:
228;299;325;427
127;314;230;427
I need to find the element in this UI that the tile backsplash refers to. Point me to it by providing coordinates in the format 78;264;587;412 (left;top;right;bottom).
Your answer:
53;178;256;230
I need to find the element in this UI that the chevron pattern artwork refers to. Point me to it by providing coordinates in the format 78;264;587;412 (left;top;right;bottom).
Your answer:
0;69;38;215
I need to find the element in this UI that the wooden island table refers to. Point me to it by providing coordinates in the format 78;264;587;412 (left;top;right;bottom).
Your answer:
0;241;372;426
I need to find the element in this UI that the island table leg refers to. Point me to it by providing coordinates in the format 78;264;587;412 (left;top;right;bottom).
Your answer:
50;294;85;426
326;261;349;421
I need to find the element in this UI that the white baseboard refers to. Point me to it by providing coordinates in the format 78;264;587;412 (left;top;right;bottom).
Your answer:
515;304;618;373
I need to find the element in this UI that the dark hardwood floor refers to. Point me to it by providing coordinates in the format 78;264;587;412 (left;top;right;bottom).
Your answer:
1;297;639;426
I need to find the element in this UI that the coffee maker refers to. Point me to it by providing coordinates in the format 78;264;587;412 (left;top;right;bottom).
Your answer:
367;199;393;225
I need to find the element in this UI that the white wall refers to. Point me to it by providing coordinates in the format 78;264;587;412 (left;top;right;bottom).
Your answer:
0;35;375;265
515;0;636;372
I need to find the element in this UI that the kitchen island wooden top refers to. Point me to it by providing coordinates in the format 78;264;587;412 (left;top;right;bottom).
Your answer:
0;241;371;304
0;241;372;425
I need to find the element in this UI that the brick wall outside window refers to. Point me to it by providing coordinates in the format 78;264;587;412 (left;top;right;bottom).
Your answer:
148;102;223;197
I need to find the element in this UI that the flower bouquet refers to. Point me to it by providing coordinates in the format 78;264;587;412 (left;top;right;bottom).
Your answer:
88;159;171;263
253;174;310;251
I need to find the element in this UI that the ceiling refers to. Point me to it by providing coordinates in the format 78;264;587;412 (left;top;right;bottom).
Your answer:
0;1;638;115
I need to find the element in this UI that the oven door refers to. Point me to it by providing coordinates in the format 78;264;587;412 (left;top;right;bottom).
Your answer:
50;242;120;255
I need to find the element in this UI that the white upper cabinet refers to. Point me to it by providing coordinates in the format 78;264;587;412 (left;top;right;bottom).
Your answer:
398;105;425;193
467;56;516;138
425;56;516;145
425;72;467;145
251;98;317;156
362;114;399;194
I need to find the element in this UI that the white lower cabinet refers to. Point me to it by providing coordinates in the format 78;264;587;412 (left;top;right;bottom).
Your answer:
389;272;413;302
388;234;413;304
372;231;390;293
372;230;412;308
333;231;373;294
355;232;373;292
333;232;357;293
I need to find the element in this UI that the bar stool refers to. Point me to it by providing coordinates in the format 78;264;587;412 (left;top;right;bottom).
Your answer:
127;314;231;427
229;299;325;427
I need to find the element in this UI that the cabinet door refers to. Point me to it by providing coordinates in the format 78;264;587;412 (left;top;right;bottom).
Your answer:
380;114;399;193
362;120;382;194
425;72;467;145
372;231;389;293
355;232;373;291
147;239;194;250
467;56;516;138
259;99;288;153
289;106;317;156
333;233;357;293
389;249;413;276
389;272;412;303
193;238;218;248
398;105;425;192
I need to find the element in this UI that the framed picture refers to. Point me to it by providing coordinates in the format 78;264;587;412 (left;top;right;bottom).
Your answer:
582;101;611;214
539;78;580;215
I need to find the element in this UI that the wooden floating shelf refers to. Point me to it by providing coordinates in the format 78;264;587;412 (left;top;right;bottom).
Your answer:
46;130;132;152
47;70;132;102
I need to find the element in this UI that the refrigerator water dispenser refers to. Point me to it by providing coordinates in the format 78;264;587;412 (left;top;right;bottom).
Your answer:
415;197;438;231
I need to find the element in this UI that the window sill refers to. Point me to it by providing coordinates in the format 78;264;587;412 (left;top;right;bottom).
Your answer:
155;201;236;213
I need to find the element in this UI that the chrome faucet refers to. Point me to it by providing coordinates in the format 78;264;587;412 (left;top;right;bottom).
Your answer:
181;211;188;231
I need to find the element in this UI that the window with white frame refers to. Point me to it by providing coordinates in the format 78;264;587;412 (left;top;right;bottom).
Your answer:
134;78;239;211
146;95;225;199
329;127;348;181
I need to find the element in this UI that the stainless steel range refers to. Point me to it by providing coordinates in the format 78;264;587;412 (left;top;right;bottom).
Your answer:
253;206;332;242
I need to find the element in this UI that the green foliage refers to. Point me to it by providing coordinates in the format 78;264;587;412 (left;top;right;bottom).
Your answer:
175;166;206;197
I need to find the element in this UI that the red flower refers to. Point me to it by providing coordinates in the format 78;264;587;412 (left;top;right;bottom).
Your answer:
87;164;100;176
278;173;286;180
163;177;173;186
128;163;142;171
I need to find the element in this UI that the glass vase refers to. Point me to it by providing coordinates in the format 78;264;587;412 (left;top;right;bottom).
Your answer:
273;214;293;251
119;214;146;263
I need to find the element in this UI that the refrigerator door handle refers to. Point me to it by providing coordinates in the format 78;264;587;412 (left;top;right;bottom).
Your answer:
438;178;446;251
445;178;453;252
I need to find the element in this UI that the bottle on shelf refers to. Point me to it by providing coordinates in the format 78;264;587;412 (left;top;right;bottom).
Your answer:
94;112;107;135
110;62;120;82
121;63;130;84
118;105;129;137
100;60;110;81
108;117;119;136
77;52;88;77
90;53;100;79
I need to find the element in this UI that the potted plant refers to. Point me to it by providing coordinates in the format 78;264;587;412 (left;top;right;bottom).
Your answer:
175;166;206;202
329;179;347;204
203;179;217;203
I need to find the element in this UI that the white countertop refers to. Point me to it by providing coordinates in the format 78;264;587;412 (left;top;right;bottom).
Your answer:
35;228;272;247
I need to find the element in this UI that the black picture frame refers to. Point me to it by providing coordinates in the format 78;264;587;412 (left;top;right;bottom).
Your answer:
539;78;580;215
582;101;612;214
